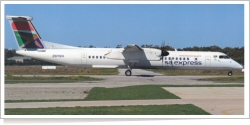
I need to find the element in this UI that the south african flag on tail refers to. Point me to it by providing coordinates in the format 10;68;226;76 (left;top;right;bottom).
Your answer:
6;16;45;50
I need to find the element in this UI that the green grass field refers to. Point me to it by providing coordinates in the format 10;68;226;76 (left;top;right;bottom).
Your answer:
5;84;243;103
5;84;242;115
84;84;243;101
5;75;102;84
5;66;119;75
5;104;210;115
4;67;244;115
84;85;180;101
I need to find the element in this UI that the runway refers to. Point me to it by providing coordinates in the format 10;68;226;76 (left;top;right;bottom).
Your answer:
163;87;244;115
5;99;188;108
4;69;244;115
5;87;243;115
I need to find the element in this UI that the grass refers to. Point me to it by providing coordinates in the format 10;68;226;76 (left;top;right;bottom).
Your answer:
5;75;102;83
147;69;244;76
84;85;180;101
5;104;210;115
5;84;243;103
5;66;119;75
84;84;244;101
197;76;244;83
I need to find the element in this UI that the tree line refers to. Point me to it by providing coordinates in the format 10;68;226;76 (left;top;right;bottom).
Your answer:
5;45;244;66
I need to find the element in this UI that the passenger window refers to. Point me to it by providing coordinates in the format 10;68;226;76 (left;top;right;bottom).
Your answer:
183;57;185;60
89;56;91;59
187;58;189;60
176;57;178;60
103;56;106;59
96;56;98;59
195;58;197;61
100;56;102;59
172;57;174;60
165;57;167;60
180;57;182;60
169;57;171;60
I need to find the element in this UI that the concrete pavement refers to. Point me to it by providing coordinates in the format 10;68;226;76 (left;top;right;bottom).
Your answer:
5;99;188;109
5;87;244;115
4;69;245;115
163;87;244;115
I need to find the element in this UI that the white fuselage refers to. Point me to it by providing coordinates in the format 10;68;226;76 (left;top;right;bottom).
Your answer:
6;15;243;75
16;48;243;71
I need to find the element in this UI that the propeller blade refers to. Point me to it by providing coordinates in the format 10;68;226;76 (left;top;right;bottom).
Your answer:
162;56;164;67
160;40;169;57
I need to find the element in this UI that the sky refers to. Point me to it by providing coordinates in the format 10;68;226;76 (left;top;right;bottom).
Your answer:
4;3;244;49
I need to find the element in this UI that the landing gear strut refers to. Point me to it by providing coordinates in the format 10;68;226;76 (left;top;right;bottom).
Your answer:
228;71;233;76
125;62;135;76
125;70;132;76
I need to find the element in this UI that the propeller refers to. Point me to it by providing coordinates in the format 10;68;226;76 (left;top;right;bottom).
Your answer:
160;41;169;67
161;41;169;56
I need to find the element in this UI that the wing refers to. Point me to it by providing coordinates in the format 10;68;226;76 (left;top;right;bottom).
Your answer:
104;44;143;60
123;44;142;52
105;44;161;61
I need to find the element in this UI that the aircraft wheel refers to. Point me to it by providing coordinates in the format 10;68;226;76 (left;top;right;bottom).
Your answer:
228;71;233;76
125;70;132;76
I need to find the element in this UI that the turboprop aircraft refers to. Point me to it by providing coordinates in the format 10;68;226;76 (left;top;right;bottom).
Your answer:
6;16;243;76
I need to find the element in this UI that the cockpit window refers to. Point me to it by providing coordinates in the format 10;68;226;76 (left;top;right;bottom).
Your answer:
219;55;230;59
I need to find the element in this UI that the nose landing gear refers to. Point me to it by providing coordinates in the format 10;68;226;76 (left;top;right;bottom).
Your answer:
228;71;233;76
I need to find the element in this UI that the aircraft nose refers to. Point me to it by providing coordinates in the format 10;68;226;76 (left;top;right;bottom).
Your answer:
235;62;243;70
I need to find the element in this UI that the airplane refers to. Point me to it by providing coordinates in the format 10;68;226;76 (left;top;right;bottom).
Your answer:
6;15;243;76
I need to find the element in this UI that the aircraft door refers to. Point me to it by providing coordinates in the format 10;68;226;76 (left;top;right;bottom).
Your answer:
205;56;211;67
81;53;87;64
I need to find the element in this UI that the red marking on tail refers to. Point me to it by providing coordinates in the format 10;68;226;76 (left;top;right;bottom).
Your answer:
11;21;35;31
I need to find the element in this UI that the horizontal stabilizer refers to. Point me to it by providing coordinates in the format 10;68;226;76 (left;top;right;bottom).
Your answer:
43;41;79;49
6;16;33;21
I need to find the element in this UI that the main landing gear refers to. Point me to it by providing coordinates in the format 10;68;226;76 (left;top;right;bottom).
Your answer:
125;62;136;76
125;70;132;76
228;71;233;76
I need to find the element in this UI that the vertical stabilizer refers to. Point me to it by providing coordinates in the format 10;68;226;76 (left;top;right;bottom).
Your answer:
6;16;45;50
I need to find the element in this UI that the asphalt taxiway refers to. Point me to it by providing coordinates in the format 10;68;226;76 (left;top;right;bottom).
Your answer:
4;69;244;115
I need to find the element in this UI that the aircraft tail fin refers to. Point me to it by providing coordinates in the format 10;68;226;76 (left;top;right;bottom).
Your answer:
6;16;45;50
